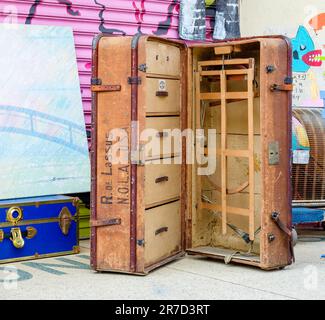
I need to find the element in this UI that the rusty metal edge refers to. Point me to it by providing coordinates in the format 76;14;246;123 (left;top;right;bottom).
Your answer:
180;44;188;254
90;34;100;271
130;31;143;273
280;36;294;266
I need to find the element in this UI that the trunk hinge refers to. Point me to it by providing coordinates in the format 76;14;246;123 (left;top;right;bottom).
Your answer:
128;77;142;85
271;212;295;263
138;64;147;72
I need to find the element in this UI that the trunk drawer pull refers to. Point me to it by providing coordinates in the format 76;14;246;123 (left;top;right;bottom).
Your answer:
155;176;169;184
156;91;169;97
155;227;169;236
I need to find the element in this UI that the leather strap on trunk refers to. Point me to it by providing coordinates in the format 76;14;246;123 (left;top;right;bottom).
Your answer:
271;212;295;263
90;218;121;228
270;84;293;92
129;32;142;273
91;85;121;92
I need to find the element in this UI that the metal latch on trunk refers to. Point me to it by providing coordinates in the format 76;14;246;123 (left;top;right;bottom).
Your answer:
59;207;73;236
10;228;25;249
0;226;37;249
138;64;147;72
268;141;280;165
11;227;37;248
128;77;142;85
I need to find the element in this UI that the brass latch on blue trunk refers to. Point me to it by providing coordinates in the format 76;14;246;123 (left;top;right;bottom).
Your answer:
10;228;24;249
0;226;37;249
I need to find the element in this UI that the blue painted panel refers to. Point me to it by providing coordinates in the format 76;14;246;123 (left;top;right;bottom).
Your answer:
0;196;76;223
0;222;77;261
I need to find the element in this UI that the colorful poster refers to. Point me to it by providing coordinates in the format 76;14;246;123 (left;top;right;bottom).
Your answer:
240;1;325;110
292;23;325;108
292;116;310;164
0;24;90;199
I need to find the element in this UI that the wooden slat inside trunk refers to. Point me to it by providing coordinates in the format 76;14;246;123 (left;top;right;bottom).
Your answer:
187;246;260;263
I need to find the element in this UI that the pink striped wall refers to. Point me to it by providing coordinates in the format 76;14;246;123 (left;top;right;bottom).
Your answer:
0;0;216;144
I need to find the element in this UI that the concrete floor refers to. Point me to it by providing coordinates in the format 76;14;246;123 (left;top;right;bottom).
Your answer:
0;238;324;300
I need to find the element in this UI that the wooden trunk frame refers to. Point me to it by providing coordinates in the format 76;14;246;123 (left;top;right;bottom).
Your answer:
195;58;256;240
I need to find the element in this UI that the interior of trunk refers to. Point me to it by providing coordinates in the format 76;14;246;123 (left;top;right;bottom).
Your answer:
188;42;262;264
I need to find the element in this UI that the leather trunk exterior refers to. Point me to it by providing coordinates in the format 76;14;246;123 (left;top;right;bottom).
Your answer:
91;34;187;274
258;38;293;269
91;35;133;273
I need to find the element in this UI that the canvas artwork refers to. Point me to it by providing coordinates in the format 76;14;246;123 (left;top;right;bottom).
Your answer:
240;1;325;111
0;24;90;199
292;116;310;164
292;23;325;108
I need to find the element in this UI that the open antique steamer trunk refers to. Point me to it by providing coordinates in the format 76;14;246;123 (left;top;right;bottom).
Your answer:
91;34;294;275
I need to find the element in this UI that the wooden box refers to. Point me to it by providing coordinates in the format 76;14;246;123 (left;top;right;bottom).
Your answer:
91;34;294;274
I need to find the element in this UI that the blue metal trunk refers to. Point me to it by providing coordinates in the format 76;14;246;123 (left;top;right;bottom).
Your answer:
0;195;79;264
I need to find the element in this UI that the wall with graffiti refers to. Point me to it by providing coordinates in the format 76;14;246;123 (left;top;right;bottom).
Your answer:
240;0;325;109
0;0;239;142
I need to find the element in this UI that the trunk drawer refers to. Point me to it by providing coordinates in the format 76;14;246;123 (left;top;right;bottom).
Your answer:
146;78;180;115
145;200;181;267
145;116;180;160
146;41;181;76
145;159;181;207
